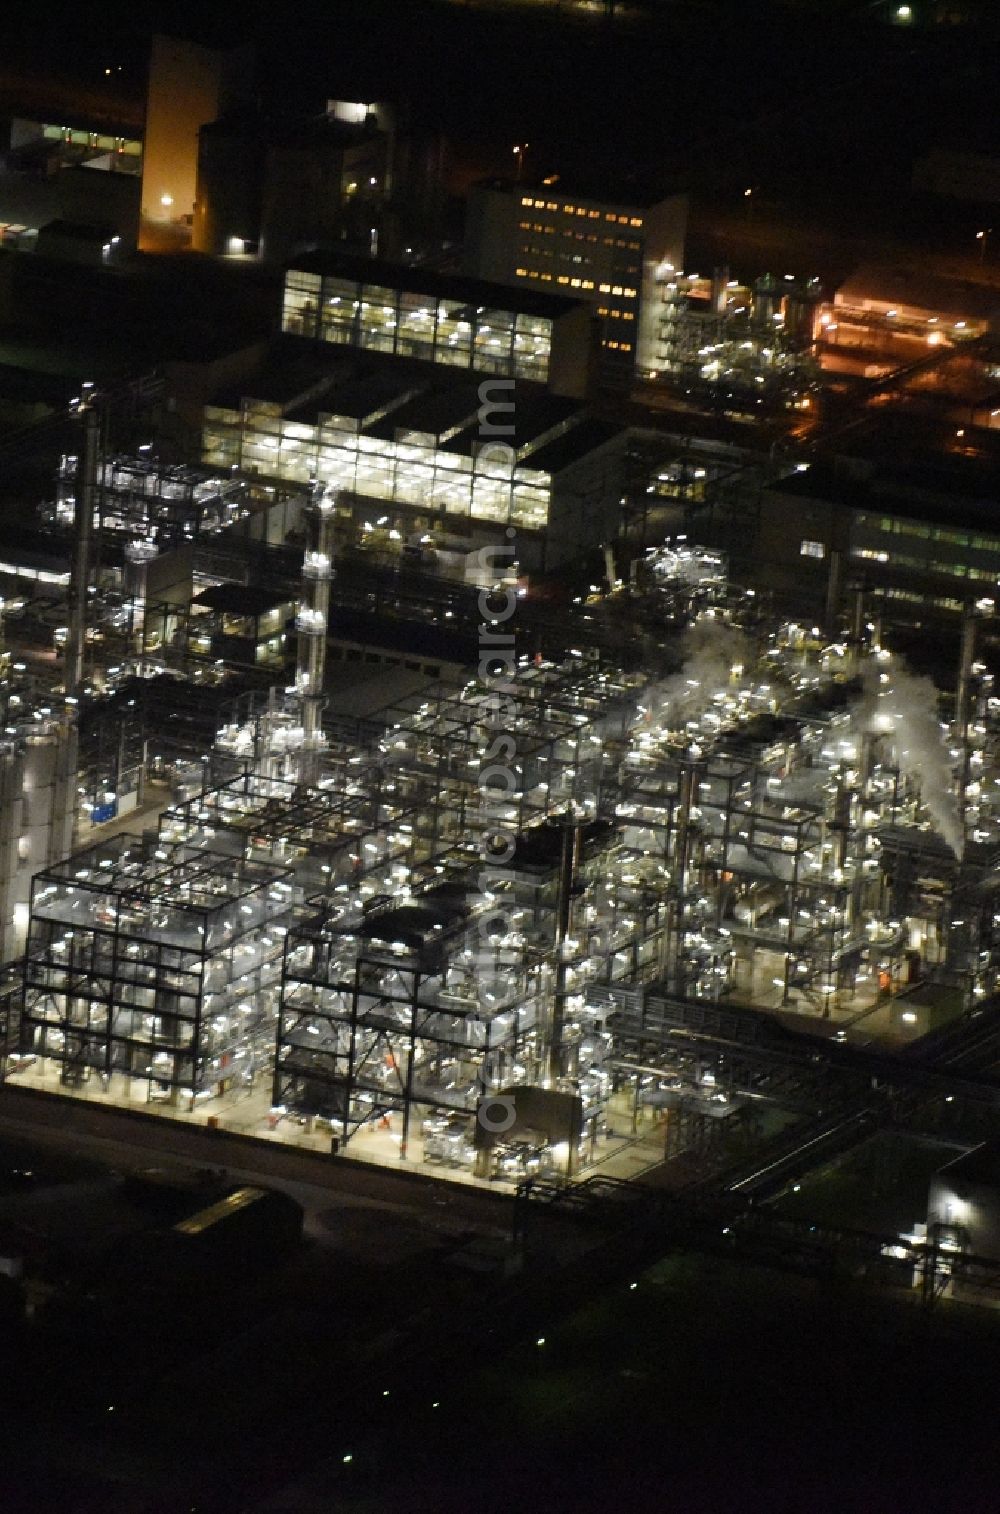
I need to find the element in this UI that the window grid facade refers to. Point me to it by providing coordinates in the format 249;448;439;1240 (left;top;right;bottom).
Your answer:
851;510;1000;588
282;271;553;384
203;403;552;532
515;193;642;358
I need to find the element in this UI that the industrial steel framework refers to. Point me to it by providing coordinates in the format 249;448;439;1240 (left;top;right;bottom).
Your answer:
21;835;296;1098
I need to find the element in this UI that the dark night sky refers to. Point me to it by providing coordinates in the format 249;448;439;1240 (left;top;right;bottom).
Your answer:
5;0;1000;216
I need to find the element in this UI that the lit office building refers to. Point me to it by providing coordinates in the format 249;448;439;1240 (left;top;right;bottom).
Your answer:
463;177;687;374
280;253;594;397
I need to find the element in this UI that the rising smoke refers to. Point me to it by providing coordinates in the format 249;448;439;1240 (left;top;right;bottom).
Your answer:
871;663;963;856
643;617;751;732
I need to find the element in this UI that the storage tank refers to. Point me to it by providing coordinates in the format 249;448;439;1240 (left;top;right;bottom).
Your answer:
193;114;264;257
733;882;786;928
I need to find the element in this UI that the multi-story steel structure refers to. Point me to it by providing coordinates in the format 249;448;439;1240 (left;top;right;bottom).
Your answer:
10;541;1000;1185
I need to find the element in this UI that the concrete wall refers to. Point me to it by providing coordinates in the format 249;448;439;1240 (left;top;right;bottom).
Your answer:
463;184;517;285
160;340;268;457
0;724;76;961
141;34;253;231
546;434;627;570
548;304;597;399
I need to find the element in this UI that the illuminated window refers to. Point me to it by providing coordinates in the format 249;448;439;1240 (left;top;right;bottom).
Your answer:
515;267;529;276
623;287;637;298
599;283;612;294
521;196;532;206
546;201;557;210
630;217;643;228
563;204;575;214
581;280;595;290
556;275;570;284
606;213;618;222
800;540;826;559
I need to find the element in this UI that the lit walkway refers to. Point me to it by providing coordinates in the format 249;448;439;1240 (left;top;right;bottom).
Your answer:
6;1056;665;1191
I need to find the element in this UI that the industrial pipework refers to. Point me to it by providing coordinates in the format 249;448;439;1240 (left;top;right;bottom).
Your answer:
295;481;337;786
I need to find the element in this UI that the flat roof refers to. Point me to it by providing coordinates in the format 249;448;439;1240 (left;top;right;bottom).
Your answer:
37;219;119;241
939;1143;1000;1189
837;262;1000;321
329;607;475;663
443;386;581;452
213;338;349;411
525;417;620;473
768;461;1000;536
174;1186;266;1236
365;385;482;443
286;251;582;320
475;174;685;211
207;343;623;472
301;370;421;426
191;584;291;616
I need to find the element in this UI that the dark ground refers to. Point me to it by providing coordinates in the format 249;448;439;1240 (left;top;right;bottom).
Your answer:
0;1099;998;1513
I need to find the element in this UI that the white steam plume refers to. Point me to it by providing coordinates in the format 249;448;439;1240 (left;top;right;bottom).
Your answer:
872;665;963;856
643;618;751;732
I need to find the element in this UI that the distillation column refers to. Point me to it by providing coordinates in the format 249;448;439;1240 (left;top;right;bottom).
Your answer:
955;606;982;850
65;399;100;700
295;484;336;787
124;538;159;675
548;809;583;1085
